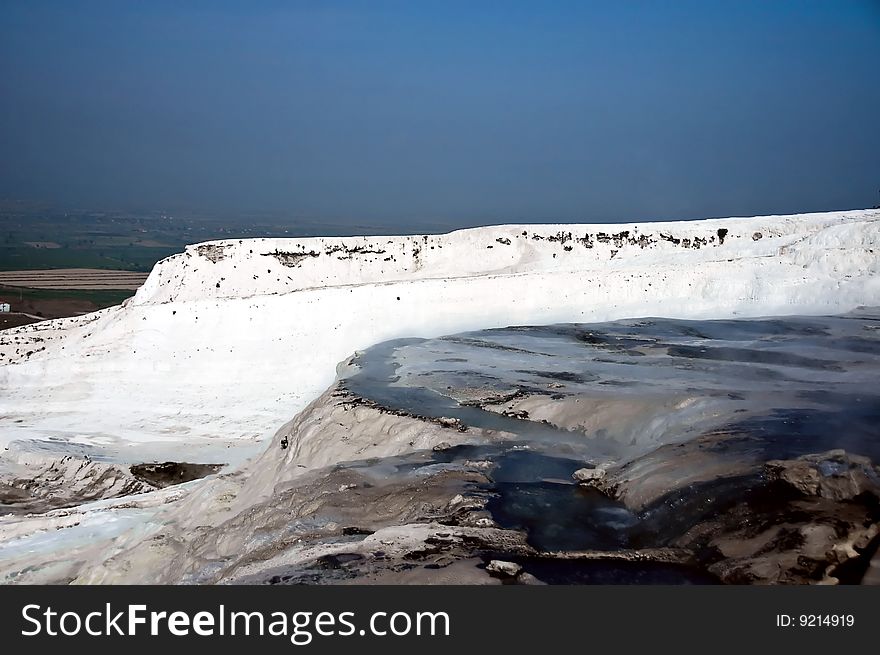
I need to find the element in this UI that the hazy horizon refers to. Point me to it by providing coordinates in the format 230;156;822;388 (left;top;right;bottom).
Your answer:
2;1;879;227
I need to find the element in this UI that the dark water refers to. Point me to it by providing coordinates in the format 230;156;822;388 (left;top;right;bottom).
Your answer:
342;310;880;575
498;558;720;585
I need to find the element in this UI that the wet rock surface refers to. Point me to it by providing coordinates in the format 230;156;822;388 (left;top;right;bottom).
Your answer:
296;309;879;584
0;450;156;515
106;310;879;585
764;450;879;500
0;451;225;516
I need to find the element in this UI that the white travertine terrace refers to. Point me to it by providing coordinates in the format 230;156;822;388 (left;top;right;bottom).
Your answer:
0;209;878;583
1;209;877;465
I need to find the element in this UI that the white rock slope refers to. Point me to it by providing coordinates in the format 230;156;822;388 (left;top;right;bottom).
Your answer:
1;210;878;469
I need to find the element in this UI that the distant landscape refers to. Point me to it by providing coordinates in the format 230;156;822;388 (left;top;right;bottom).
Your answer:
0;203;460;328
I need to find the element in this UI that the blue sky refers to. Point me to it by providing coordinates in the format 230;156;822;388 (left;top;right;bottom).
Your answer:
1;0;878;225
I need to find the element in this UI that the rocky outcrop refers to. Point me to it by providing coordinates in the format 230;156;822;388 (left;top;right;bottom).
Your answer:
1;451;155;514
485;560;523;578
592;448;880;584
764;450;880;501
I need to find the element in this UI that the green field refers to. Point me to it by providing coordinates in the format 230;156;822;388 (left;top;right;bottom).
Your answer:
0;284;135;322
0;245;179;272
0;285;135;307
